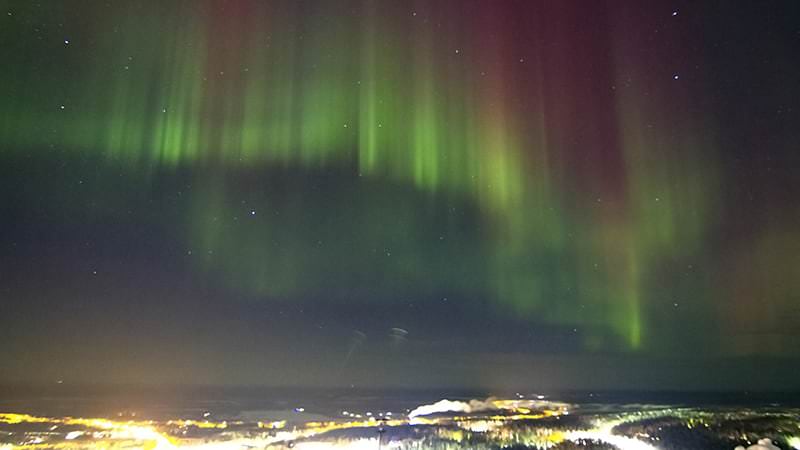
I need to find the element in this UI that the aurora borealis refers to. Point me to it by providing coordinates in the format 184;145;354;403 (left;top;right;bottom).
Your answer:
1;0;799;390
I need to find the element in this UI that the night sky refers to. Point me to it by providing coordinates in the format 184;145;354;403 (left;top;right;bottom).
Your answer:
1;0;799;391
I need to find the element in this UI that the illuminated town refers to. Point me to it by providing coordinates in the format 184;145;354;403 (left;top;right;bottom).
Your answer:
1;397;798;450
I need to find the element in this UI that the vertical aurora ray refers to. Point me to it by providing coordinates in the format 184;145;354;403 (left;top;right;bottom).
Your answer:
357;0;379;174
240;5;298;164
98;2;211;168
151;20;207;166
606;3;721;349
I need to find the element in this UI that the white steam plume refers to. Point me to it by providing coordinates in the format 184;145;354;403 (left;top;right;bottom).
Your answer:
407;396;567;418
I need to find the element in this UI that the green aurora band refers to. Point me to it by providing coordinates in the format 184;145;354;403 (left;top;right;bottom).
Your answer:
3;0;754;354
